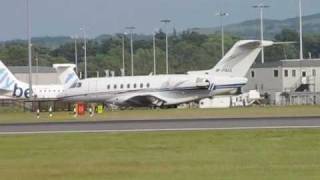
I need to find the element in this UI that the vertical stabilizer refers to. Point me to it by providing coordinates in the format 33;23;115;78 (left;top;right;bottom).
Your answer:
53;64;78;88
212;40;274;77
0;61;26;91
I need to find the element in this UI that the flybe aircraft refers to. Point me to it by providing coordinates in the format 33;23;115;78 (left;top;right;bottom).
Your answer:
0;61;78;99
59;40;274;107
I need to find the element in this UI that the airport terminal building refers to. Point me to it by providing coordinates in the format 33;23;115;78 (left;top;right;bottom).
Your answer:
244;59;320;105
7;66;60;85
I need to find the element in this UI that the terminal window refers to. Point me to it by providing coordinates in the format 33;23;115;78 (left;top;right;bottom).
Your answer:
251;71;255;78
284;69;288;77
292;70;296;77
302;71;307;77
313;69;316;76
274;70;279;77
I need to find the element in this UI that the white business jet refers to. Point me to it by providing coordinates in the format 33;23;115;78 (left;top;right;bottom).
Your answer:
59;40;274;107
0;61;78;99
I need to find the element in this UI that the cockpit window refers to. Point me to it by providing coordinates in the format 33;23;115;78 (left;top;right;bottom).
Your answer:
70;83;77;88
76;82;82;88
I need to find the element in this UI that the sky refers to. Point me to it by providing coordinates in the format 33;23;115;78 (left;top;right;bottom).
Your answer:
0;0;320;41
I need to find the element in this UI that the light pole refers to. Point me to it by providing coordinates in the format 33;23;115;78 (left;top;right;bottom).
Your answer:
153;30;157;75
80;28;87;79
26;0;33;98
125;26;135;76
71;35;78;74
35;54;38;85
216;11;229;58
253;3;269;64
122;32;127;76
299;0;303;60
161;19;171;74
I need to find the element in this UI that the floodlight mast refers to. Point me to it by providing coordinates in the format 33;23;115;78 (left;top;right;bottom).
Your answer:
299;0;303;60
161;19;171;74
253;3;270;64
216;11;229;58
80;27;87;79
26;0;33;99
153;30;157;75
122;32;127;76
71;35;78;74
125;26;136;76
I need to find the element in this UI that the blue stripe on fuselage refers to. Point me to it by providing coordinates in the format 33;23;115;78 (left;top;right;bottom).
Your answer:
61;83;246;99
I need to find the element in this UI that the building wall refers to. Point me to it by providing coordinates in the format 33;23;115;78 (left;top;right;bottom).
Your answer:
14;73;60;85
281;67;319;92
244;67;283;93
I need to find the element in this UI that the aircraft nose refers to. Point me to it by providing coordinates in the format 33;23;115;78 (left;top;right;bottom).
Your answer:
57;91;65;99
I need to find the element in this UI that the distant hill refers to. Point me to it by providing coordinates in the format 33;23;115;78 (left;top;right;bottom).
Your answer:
191;13;320;39
3;13;320;49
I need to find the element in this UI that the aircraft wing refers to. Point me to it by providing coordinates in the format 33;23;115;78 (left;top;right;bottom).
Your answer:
109;92;166;107
125;95;166;107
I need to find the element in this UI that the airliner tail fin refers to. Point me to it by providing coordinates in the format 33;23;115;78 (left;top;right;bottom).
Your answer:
0;61;21;91
53;64;78;89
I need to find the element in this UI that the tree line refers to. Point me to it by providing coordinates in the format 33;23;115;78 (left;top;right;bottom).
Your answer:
1;29;320;77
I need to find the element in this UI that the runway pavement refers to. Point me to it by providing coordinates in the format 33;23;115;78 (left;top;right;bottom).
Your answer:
1;116;320;135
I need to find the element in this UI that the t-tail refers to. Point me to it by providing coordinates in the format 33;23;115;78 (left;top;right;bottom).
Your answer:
211;40;274;77
53;64;79;89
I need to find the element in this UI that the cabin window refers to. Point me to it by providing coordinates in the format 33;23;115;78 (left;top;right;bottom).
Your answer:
292;70;296;77
133;84;137;88
120;84;124;89
146;83;150;88
251;70;255;78
127;84;130;89
274;70;279;78
140;83;143;88
107;85;110;90
114;84;117;89
284;69;288;77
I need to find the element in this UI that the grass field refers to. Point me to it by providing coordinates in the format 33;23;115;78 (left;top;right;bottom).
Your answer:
1;105;320;124
0;129;319;180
